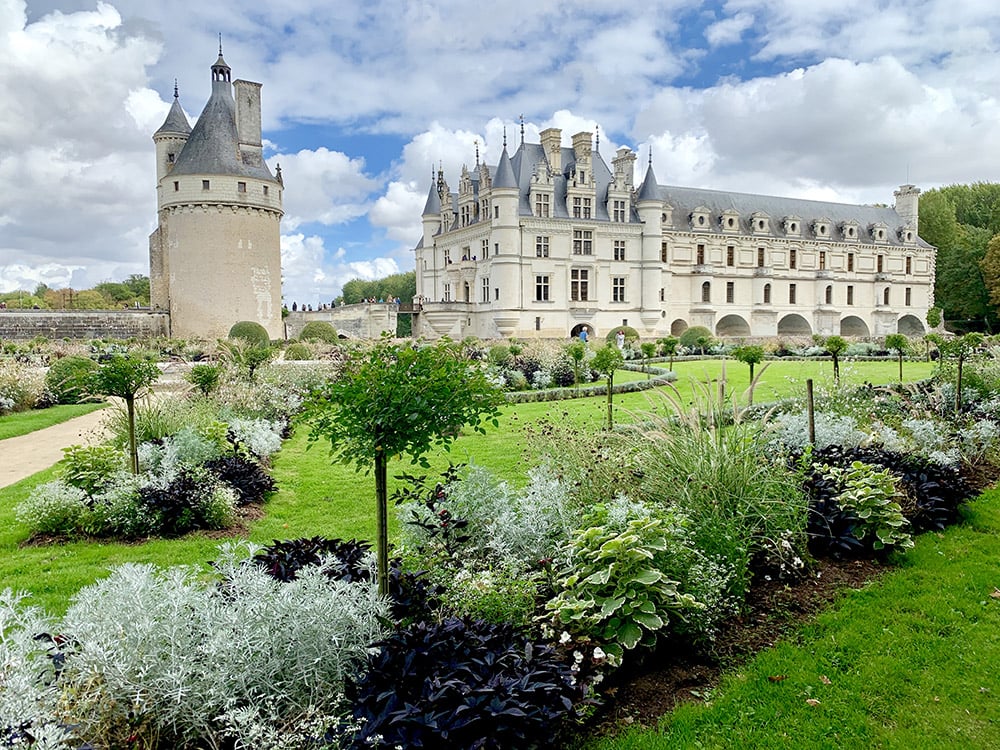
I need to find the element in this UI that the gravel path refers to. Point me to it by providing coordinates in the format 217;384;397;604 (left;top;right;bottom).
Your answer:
0;409;110;489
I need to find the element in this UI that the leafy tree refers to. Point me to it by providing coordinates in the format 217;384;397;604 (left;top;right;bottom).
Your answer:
944;332;985;411
340;271;416;305
300;337;504;594
823;335;848;383
926;306;943;330
566;339;587;390
88;354;160;474
640;342;657;379
591;345;624;430
658;336;679;370
733;345;765;403
884;333;909;382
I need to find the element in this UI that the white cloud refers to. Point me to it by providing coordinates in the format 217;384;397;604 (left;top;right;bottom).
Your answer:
705;11;754;47
280;233;401;306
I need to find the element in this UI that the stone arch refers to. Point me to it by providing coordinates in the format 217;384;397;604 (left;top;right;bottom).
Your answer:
840;315;870;337
715;314;751;337
777;313;812;335
670;318;689;337
570;323;595;340
897;314;925;335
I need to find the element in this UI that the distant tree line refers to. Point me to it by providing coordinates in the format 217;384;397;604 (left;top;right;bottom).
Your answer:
0;275;150;310
337;271;415;306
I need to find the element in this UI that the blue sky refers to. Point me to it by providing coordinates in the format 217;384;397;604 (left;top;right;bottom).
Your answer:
3;0;1000;306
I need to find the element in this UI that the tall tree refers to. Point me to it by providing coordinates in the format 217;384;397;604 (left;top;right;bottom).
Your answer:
300;337;503;594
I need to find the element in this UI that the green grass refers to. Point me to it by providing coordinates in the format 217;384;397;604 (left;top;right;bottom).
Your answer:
0;402;106;440
0;359;936;616
583;490;1000;750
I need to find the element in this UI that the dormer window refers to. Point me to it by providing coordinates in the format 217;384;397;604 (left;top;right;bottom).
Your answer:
899;226;916;244
841;221;860;241
871;222;889;243
783;216;801;236
813;219;831;238
720;209;740;233
750;212;770;235
690;206;711;231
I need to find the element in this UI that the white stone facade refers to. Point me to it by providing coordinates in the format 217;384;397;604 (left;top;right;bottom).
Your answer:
413;130;933;342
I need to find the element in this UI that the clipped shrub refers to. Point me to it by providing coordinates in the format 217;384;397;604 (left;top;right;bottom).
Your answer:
605;325;639;344
283;342;313;360
347;617;587;749
299;320;339;343
44;356;98;404
204;455;277;505
678;325;713;351
227;320;271;347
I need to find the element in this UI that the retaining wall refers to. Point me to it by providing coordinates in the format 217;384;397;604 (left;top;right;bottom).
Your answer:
0;311;170;341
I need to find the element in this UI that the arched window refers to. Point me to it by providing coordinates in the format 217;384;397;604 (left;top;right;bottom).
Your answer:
701;281;711;303
763;283;771;304
883;287;890;306
825;285;833;305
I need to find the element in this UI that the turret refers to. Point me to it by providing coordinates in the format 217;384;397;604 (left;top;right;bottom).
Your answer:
636;159;664;329
421;173;441;250
152;82;191;184
490;143;521;310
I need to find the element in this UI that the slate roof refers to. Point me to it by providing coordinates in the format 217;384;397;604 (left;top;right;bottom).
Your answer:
154;95;191;136
422;180;441;216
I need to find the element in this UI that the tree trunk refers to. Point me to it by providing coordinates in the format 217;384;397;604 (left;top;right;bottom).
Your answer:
606;374;614;430
374;447;389;596
833;356;840;383
898;353;903;382
956;355;964;413
126;395;138;474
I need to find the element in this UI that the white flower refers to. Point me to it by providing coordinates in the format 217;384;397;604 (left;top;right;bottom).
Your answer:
573;650;584;663
593;646;606;661
559;630;572;645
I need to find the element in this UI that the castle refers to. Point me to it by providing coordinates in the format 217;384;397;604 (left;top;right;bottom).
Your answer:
413;128;934;341
148;49;284;340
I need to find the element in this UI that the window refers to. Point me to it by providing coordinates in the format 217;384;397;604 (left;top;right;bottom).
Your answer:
535;275;550;301
614;240;626;261
167;153;175;163
444;249;451;264
701;281;711;303
660;288;665;301
572;229;593;255
263;185;269;196
571;269;589;301
573;197;582;218
481;277;490;302
905;287;912;306
583;197;592;219
482;239;489;259
819;251;826;270
535;236;549;258
877;255;884;273
825;285;833;304
202;179;210;190
494;243;499;255
495;288;499;301
696;244;706;265
612;276;627;302
757;247;765;267
173;181;179;191
535;316;541;331
848;252;854;271
763;283;771;304
789;283;797;304
726;246;735;266
883;287;890;305
460;205;471;226
613;199;626;222
905;257;912;274
726;281;735;303
535;193;550;217
237;181;246;193
847;285;854;305
789;249;797;269
444;283;451;302
661;241;668;263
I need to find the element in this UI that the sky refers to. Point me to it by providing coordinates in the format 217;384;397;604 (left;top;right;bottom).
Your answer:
3;0;1000;307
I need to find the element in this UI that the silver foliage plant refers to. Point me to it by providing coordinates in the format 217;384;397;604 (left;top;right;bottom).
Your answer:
0;543;389;750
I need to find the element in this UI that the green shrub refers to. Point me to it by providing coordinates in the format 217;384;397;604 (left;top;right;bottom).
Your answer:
298;320;339;343
437;569;539;628
283;342;313;360
822;460;914;552
0;359;45;413
679;325;713;351
44;355;98;404
487;343;513;366
15;480;87;536
186;363;221;396
61;444;126;495
227;321;271;347
605;325;639;344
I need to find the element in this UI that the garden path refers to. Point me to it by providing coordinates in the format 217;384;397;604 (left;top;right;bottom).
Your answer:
0;409;109;489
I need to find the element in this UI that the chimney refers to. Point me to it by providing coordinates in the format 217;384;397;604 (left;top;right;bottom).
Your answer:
571;131;592;160
893;184;920;235
612;147;637;189
234;79;263;166
540;127;562;172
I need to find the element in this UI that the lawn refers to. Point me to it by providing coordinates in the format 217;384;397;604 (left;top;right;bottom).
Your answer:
0;402;106;440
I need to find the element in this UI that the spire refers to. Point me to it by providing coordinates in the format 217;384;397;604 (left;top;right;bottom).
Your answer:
154;81;192;136
218;33;223;56
475;140;480;166
637;157;660;202
493;144;517;189
173;79;179;99
275;163;283;185
503;125;507;150
422;170;442;215
212;37;231;84
520;114;525;145
595;124;600;152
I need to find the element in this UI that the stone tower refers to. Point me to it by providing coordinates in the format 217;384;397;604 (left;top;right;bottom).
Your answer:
149;50;284;340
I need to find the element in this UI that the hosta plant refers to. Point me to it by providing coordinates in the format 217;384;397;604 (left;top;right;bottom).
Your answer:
821;461;913;552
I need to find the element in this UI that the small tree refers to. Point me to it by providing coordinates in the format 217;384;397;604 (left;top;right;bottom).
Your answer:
884;333;909;382
219;338;274;382
823;335;848;383
640;342;657;379
658;336;679;370
88;354;160;474
733;345;765;404
566;339;587;390
945;332;985;412
300;337;504;594
926;306;943;330
591;345;624;430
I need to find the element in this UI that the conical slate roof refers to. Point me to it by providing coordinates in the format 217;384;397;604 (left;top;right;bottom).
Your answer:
637;163;660;202
422;179;441;215
154;94;191;137
492;146;517;189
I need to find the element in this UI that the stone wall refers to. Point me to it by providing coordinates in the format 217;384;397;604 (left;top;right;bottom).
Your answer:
285;303;398;339
0;311;170;341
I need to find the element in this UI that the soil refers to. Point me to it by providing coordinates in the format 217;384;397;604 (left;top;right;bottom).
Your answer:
584;557;886;737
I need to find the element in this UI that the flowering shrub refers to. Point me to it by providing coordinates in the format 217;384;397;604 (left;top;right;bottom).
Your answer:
0;360;44;414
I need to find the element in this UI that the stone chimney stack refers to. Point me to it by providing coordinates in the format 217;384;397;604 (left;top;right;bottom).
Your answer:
612;147;637;190
893;184;920;235
234;79;263;167
540;127;562;172
571;131;592;160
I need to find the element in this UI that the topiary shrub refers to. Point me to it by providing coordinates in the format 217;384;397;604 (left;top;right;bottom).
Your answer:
227;321;271;348
283;342;312;361
44;356;98;404
346;617;588;749
298;321;339;344
679;325;713;352
605;325;639;344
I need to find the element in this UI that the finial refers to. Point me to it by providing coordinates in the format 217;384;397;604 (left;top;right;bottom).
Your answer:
218;33;223;56
595;124;600;152
173;79;179;99
520;114;525;144
475;140;479;166
503;126;507;150
648;147;652;167
275;162;283;185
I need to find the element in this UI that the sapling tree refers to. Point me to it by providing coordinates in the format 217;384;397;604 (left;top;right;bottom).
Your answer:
89;354;160;474
944;332;984;412
823;335;848;383
733;345;765;404
300;337;504;594
659;336;679;370
640;342;657;379
884;333;909;382
566;339;587;390
591;344;624;430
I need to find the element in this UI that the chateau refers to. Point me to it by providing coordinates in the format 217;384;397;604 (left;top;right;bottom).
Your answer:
413;128;933;341
148;50;284;340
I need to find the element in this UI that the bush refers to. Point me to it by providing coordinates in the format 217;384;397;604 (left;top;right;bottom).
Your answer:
605;326;640;344
283;342;313;360
15;480;87;536
44;356;98;404
186;363;221;396
679;326;713;352
137;469;234;537
0;360;45;413
227;321;271;347
347;617;587;749
819;461;913;553
299;321;339;344
61;443;126;495
204;455;277;505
